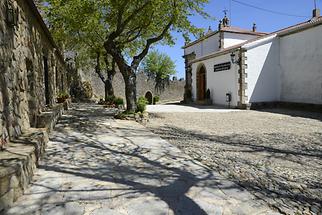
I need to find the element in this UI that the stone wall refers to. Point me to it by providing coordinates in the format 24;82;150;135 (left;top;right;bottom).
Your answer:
0;0;68;140
81;70;185;103
0;85;3;146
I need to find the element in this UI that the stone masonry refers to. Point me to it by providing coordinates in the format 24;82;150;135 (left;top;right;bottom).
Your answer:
81;70;185;103
0;0;68;141
0;0;69;212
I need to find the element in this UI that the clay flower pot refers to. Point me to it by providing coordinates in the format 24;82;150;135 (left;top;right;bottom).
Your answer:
57;97;66;103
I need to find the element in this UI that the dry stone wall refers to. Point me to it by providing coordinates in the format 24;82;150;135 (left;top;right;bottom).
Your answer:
81;70;185;103
0;87;3;145
0;0;67;140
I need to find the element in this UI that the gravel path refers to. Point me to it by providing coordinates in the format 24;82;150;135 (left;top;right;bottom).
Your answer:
144;108;322;214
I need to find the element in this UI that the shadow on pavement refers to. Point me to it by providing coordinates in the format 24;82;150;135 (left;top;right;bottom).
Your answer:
7;104;252;215
148;124;322;213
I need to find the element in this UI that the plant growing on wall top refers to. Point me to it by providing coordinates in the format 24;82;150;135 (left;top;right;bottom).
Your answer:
142;50;176;93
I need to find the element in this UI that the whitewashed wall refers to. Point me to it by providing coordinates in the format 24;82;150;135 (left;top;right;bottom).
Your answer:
223;32;258;48
191;53;239;107
280;25;322;104
245;37;281;103
184;33;220;58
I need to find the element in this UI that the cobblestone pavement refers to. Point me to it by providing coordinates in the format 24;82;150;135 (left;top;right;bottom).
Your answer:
5;104;277;215
147;104;241;113
144;108;322;215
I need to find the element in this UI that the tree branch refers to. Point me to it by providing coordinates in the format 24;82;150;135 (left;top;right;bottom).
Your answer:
104;40;130;76
116;1;129;32
104;53;116;76
131;17;174;69
121;13;154;44
109;1;151;41
95;51;106;84
122;1;151;30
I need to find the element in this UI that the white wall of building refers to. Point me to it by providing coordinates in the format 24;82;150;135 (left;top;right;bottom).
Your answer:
191;53;239;107
279;25;322;104
245;37;281;103
188;23;322;108
184;33;220;58
223;32;258;49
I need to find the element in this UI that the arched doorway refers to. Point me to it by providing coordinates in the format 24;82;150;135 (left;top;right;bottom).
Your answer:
196;65;206;101
145;91;153;105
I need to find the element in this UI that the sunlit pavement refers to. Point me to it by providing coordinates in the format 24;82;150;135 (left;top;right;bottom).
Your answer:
6;104;278;215
147;104;242;113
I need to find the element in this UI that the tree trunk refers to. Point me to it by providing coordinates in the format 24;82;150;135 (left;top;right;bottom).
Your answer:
103;43;138;112
103;53;115;100
123;69;137;112
106;73;114;97
104;74;114;101
104;82;109;102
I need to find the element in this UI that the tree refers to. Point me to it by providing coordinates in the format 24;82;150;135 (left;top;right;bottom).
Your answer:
43;0;210;112
40;0;117;101
142;50;176;92
94;51;116;100
77;47;116;101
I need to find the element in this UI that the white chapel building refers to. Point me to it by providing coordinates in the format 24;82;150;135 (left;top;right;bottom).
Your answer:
183;10;322;109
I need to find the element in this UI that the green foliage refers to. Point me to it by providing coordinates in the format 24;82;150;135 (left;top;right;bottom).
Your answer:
42;0;211;111
142;50;176;92
82;81;93;99
106;95;116;104
98;96;123;107
136;96;148;113
42;0;211;60
123;110;136;115
57;91;69;99
41;0;114;77
114;97;124;106
153;96;160;104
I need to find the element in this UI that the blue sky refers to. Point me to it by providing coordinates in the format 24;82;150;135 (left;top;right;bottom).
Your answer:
156;0;321;78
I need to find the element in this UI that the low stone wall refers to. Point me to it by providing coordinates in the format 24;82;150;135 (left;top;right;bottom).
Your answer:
80;70;185;103
0;103;68;213
36;102;68;132
0;128;48;213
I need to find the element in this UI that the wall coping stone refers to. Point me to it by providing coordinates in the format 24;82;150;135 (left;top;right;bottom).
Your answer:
0;128;48;212
0;102;67;213
36;102;68;132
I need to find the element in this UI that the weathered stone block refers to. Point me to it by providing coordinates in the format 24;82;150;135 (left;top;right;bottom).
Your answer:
0;177;10;197
36;104;64;132
0;188;14;212
0;127;52;212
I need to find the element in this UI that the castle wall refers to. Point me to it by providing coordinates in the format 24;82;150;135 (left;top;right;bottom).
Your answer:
81;70;185;103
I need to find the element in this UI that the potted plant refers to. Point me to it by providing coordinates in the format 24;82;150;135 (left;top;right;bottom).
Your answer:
114;97;124;109
153;96;160;105
57;91;69;103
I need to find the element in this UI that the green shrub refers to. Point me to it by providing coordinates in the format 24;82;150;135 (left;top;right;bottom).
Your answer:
114;97;124;106
153;96;160;104
106;95;115;104
136;96;148;113
57;91;69;99
82;81;93;99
